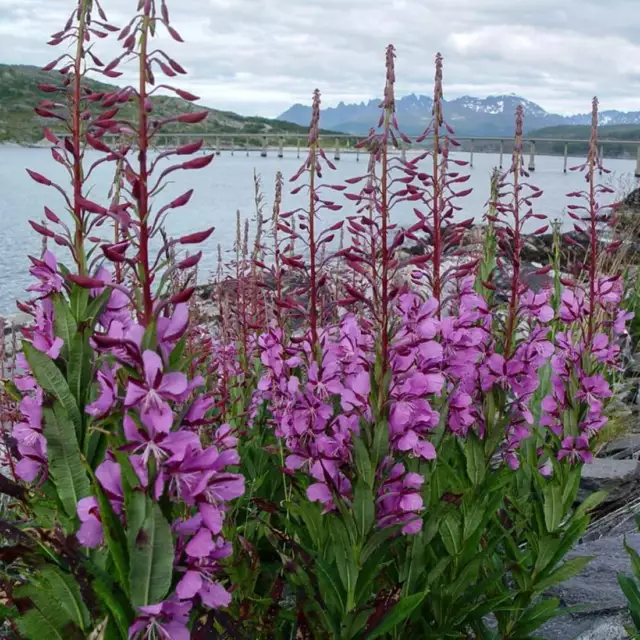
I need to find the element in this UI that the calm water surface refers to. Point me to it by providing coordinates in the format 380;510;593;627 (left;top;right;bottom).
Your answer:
0;147;637;315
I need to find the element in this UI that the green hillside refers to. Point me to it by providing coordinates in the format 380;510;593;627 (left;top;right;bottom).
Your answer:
0;64;337;143
527;123;640;157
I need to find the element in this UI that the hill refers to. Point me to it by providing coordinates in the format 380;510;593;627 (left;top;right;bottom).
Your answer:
278;93;640;138
0;64;337;144
527;124;640;157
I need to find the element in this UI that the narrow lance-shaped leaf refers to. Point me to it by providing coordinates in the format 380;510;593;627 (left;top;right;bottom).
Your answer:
42;404;90;519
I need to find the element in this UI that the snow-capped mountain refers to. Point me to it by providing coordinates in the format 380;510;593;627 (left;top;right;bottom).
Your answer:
277;94;640;136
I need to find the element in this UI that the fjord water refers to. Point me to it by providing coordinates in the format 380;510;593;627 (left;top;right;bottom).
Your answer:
0;147;637;315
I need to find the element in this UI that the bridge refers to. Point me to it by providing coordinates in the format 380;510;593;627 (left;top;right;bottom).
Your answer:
95;132;640;176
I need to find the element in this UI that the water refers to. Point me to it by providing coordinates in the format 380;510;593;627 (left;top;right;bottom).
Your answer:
0;147;637;315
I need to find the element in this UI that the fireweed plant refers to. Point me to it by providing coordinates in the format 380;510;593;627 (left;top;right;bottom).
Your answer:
0;2;631;638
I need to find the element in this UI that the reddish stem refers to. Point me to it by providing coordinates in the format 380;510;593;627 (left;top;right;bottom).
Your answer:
137;16;153;325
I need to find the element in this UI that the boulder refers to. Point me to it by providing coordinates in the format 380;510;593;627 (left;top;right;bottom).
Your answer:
540;533;640;639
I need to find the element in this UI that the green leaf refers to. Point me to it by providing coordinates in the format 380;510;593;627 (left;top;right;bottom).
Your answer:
367;591;427;638
315;554;347;616
574;490;608;519
354;436;373;488
464;432;486;487
85;288;112;325
354;480;375;539
619;573;640;612
361;526;400;565
94;476;130;595
24;342;83;440
90;570;134;637
372;419;389;465
53;295;77;360
168;335;188;370
68;333;93;413
509;598;563;636
14;583;79;639
440;512;463;556
536;556;593;591
42;404;90;518
17;609;67;640
625;536;640;581
129;498;174;607
39;567;90;631
69;286;89;322
543;483;565;533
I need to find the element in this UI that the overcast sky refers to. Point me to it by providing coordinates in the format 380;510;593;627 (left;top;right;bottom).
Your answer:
2;0;640;118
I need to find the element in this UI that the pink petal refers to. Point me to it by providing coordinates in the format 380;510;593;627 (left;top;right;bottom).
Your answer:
176;570;202;600
124;381;146;407
142;350;163;388
158;372;188;397
77;516;104;548
400;493;423;512
15;457;42;482
185;528;214;558
200;581;232;609
199;503;224;534
415;440;436;460
307;482;332;504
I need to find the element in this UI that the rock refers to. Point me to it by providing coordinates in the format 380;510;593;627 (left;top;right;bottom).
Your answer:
575;619;629;640
602;435;640;459
540;534;640;639
623;188;640;210
542;614;630;640
580;459;640;498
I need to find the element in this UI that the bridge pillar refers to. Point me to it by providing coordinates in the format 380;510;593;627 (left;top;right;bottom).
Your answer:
470;139;474;168
246;136;250;156
499;140;504;169
230;138;234;156
635;146;640;177
215;137;221;156
563;143;568;173
528;141;536;172
261;136;268;158
401;147;406;162
334;138;340;161
297;137;300;159
278;138;284;158
356;146;359;162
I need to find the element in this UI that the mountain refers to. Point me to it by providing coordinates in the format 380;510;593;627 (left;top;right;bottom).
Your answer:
278;93;640;137
0;64;338;144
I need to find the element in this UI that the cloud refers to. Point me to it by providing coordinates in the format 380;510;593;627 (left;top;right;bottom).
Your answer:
1;0;639;117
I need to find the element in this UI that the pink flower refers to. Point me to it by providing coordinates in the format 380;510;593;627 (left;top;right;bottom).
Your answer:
87;365;118;418
124;350;188;432
128;599;192;640
558;435;593;464
559;289;586;323
27;250;63;296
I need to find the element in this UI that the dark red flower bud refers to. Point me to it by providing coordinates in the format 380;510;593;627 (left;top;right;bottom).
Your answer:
176;111;208;123
86;134;112;153
181;154;214;170
44;207;61;223
167;25;184;42
179;227;214;245
78;197;107;215
26;169;51;186
176;140;203;155
177;252;202;269
68;274;108;288
175;89;199;101
29;221;55;237
168;189;194;209
170;287;195;304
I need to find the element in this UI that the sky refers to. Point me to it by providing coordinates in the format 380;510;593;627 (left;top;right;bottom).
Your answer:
2;0;640;118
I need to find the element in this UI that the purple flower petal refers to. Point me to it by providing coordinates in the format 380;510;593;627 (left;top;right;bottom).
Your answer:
176;570;202;600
